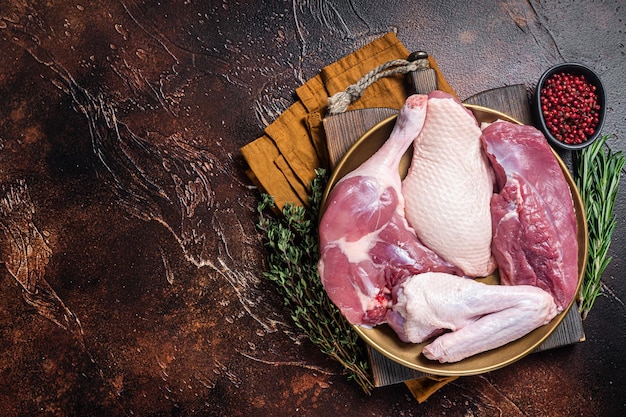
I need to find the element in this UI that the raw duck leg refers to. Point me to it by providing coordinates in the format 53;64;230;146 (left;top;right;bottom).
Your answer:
318;95;461;327
392;272;557;363
402;91;496;277
480;121;579;311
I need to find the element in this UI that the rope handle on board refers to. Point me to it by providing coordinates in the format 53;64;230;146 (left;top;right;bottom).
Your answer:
327;51;432;115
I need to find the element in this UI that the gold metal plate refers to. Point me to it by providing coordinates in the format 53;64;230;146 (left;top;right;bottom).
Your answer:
322;105;588;376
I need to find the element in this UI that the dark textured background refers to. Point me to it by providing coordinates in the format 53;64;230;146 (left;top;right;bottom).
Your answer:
0;1;624;416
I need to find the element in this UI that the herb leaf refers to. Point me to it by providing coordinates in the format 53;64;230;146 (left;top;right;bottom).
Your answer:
573;135;625;320
257;169;374;393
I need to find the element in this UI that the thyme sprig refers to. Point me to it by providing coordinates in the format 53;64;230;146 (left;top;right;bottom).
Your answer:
573;134;625;320
256;168;374;393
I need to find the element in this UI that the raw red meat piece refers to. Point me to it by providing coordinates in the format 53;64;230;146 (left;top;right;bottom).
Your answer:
481;121;579;311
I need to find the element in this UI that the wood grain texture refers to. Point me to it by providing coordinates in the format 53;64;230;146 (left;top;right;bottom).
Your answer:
464;84;533;125
406;68;438;95
324;108;398;168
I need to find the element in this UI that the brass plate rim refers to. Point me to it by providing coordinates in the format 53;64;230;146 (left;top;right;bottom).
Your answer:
322;104;588;376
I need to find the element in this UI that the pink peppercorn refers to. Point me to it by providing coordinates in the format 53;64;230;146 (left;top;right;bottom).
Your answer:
540;72;600;145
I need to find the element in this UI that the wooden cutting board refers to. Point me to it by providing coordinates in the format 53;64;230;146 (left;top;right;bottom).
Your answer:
323;84;585;387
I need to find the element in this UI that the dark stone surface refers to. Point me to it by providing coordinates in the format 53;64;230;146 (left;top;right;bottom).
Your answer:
0;1;624;416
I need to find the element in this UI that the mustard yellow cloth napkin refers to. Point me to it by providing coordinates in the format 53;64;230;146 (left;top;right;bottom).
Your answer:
241;32;458;402
241;32;455;210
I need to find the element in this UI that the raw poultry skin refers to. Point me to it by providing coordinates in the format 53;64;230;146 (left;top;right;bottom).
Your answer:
318;95;461;327
481;121;579;311
393;272;557;363
319;94;576;363
402;91;496;277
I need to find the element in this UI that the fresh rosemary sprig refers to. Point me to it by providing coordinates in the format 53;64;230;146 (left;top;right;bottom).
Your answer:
573;134;625;320
256;168;374;394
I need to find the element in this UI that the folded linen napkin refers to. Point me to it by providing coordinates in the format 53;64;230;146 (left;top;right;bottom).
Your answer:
241;31;458;402
241;32;455;211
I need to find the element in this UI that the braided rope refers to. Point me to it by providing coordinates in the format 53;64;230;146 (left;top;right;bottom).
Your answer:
327;58;430;115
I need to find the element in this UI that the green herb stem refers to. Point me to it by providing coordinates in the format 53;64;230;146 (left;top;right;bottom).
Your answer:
257;169;374;393
573;134;625;320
